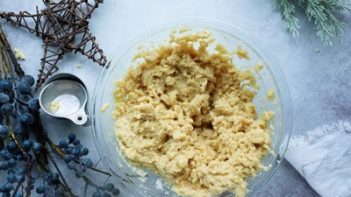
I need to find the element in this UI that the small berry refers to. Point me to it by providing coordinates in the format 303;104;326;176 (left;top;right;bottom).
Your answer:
72;147;81;156
68;133;76;143
4;183;13;192
15;193;23;197
33;142;42;152
0;162;8;170
7;159;16;168
7;174;16;183
0;93;10;104
64;154;74;163
17;82;31;95
6;141;16;150
93;191;102;197
104;183;115;192
21;75;35;86
67;161;75;169
20;113;34;125
7;169;15;175
22;140;32;150
2;192;10;197
58;140;68;148
104;193;112;197
1;104;14;115
81;147;89;155
0;126;9;136
28;98;40;111
85;159;93;168
36;185;45;194
75;171;83;178
112;188;120;196
0;80;12;92
73;139;80;146
17;167;26;175
66;147;73;154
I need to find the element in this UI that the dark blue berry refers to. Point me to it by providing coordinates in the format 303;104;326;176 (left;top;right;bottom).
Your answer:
7;174;16;183
17;167;26;175
4;183;13;192
2;192;10;197
20;113;34;125
36;185;45;194
104;183;115;192
51;173;59;182
81;147;89;155
6;141;16;150
0;80;12;92
103;193;111;197
0;126;9;136
7;159;16;168
64;154;74;163
58;140;68;148
67;161;75;169
33;142;42;152
16;175;24;182
2;151;12;160
21;75;35;86
0;162;8;170
14;193;23;197
0;93;10;104
73;139;80;146
27;98;40;111
85;159;93;168
66;147;73;154
75;171;83;178
72;147;81;156
22;140;32;150
17;82;31;95
16;154;23;161
93;191;102;197
7;169;15;174
1;103;14;115
112;188;120;196
68;133;76;143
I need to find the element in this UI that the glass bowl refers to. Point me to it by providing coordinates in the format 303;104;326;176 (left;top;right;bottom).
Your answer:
91;17;292;197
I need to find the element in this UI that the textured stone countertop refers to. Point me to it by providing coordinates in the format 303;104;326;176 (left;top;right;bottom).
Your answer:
1;0;351;196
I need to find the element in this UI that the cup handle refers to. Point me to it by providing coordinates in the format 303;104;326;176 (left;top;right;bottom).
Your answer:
68;109;88;125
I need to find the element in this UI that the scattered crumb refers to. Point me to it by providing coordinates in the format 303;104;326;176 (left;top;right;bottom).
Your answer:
314;48;320;53
50;100;60;113
236;46;250;60
75;63;82;68
14;48;26;60
100;103;110;113
267;88;275;101
179;27;190;33
254;63;264;72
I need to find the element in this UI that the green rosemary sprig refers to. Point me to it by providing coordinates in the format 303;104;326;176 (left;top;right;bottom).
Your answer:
275;0;351;45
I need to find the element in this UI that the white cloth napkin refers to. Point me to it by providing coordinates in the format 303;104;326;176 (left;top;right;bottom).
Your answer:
285;121;351;197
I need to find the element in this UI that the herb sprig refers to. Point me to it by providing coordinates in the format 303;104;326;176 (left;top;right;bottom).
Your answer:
275;0;351;45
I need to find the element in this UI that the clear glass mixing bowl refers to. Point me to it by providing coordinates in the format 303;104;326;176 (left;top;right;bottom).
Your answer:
91;18;292;197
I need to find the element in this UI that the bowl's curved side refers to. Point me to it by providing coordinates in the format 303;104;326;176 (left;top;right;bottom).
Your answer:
91;17;293;197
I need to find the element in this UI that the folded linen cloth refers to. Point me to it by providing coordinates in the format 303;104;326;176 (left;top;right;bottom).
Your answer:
285;121;351;197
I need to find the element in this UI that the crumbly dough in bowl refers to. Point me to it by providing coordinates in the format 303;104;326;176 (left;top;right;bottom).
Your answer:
113;30;273;197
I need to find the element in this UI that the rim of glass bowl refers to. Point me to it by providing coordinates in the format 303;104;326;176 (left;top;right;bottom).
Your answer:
91;16;292;196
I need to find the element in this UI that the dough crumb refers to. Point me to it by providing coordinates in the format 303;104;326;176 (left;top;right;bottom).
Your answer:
14;48;26;60
100;103;110;113
236;46;250;60
114;30;272;197
254;63;264;72
50;100;60;113
267;88;275;101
